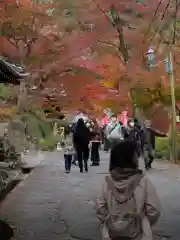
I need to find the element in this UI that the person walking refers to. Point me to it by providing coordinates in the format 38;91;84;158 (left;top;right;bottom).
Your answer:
71;122;78;166
96;139;161;240
143;120;167;170
73;118;91;172
119;121;128;139
62;131;75;173
103;124;110;152
126;118;142;158
90;132;101;166
105;115;124;150
133;118;145;157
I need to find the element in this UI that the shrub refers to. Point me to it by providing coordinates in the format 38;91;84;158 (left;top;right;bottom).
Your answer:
38;136;59;151
20;112;53;140
155;137;170;159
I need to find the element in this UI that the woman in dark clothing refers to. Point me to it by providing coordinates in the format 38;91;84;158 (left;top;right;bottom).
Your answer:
90;132;101;166
73;118;91;172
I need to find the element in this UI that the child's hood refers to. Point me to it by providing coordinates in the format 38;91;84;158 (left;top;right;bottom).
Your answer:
109;169;143;203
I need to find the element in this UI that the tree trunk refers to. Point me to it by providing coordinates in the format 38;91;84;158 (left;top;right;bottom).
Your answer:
17;80;28;112
134;107;145;124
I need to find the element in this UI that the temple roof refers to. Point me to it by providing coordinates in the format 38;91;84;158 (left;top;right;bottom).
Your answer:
0;57;29;85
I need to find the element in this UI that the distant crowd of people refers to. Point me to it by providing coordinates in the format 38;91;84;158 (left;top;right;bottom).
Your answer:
101;114;167;170
61;114;167;174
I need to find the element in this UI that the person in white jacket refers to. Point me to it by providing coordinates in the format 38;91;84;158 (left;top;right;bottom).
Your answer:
105;115;124;149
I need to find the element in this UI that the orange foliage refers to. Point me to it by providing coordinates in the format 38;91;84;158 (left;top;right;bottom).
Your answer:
0;105;17;120
1;0;175;118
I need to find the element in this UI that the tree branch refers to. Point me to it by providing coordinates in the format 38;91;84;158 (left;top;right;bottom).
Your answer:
172;0;180;44
25;37;39;56
4;37;18;49
91;0;128;63
97;39;118;48
91;0;113;26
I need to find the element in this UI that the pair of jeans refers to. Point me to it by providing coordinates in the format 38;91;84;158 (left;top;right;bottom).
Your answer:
72;152;77;165
91;142;100;165
76;144;89;171
64;154;72;171
143;147;155;169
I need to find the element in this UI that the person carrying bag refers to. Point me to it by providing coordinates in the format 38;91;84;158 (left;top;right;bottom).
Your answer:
106;115;124;149
96;140;161;240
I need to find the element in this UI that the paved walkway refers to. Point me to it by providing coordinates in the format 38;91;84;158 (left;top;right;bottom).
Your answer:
1;152;180;240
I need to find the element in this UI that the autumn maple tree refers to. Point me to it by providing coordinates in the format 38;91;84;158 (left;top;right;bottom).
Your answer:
1;0;179;118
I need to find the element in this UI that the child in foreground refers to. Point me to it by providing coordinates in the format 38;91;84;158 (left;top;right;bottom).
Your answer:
96;139;161;240
62;132;75;173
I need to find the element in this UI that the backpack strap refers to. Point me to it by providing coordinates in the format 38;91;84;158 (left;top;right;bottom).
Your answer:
105;176;123;202
108;124;118;136
105;174;143;202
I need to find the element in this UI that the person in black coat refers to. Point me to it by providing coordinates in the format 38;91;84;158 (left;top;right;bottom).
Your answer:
90;131;101;166
143;120;167;170
119;121;129;139
73;118;91;172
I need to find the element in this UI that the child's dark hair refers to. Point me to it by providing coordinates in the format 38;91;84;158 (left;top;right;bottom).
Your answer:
109;139;138;171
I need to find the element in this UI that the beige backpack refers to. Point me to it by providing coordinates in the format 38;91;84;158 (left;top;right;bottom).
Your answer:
105;175;143;240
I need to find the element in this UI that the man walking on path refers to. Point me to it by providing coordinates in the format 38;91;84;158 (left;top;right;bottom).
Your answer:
143;120;167;170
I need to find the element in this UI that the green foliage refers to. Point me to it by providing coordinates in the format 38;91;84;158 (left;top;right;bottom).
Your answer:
136;0;144;3
38;136;59;151
20;111;53;140
108;6;118;25
131;82;175;110
136;13;144;18
19;110;63;151
155;130;180;161
53;0;80;32
155;137;170;159
0;84;15;101
175;87;180;102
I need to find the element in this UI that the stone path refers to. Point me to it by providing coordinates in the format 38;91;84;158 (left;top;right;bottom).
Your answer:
1;152;180;240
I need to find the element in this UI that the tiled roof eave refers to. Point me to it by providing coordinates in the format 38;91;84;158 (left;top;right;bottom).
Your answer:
0;56;30;80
